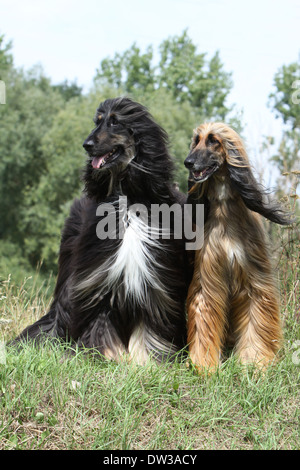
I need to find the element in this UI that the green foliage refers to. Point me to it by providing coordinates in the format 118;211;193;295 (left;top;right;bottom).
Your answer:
268;58;300;205
18;93;102;271
269;59;300;129
0;34;13;77
0;65;64;244
96;44;156;93
158;31;206;101
52;79;83;101
0;240;33;285
158;33;233;120
95;30;234;121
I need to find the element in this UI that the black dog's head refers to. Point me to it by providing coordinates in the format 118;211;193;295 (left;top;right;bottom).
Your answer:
83;97;176;202
83;97;136;174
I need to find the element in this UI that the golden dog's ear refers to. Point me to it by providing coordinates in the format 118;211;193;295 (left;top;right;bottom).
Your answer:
225;138;249;167
219;128;293;226
228;163;293;225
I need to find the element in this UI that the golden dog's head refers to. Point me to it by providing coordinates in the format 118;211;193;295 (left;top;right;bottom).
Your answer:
184;122;293;226
184;122;249;183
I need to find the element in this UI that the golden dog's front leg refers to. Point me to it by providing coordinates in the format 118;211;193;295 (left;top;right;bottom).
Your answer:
187;287;228;373
232;282;283;367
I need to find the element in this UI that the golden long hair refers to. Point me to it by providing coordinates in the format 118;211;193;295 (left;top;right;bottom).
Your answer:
184;122;292;372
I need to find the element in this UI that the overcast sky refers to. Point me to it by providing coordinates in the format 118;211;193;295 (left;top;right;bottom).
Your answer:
1;0;300;177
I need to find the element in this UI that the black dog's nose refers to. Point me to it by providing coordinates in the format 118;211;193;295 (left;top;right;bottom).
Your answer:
184;154;195;169
83;139;95;151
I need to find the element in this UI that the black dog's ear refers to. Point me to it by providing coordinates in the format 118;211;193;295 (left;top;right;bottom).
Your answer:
228;163;293;225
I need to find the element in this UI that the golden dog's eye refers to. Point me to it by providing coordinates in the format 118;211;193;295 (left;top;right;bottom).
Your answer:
207;134;219;145
194;134;200;146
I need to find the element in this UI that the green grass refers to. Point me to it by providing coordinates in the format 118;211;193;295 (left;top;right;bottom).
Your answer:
0;338;299;450
0;267;299;450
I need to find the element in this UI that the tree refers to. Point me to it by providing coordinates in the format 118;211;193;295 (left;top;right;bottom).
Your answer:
95;30;234;121
0;65;64;244
18;91;107;271
0;33;13;76
158;32;233;120
96;44;155;93
158;31;206;101
269;59;300;129
52;79;82;101
268;58;300;202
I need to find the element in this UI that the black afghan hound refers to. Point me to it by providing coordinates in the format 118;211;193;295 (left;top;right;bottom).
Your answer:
13;97;189;362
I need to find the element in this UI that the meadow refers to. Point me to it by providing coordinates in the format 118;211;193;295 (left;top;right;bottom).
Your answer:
0;220;299;451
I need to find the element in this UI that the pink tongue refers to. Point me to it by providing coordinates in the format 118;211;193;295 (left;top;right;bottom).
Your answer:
92;155;106;169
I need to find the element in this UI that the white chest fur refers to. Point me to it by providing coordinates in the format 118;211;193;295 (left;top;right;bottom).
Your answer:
75;208;165;304
107;209;162;302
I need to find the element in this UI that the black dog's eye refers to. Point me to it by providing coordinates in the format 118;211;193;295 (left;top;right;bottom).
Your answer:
108;115;119;127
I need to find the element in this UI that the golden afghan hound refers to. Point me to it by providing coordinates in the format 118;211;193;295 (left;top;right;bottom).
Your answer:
184;122;292;371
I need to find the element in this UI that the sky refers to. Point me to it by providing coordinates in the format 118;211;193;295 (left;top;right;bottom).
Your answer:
1;0;300;179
